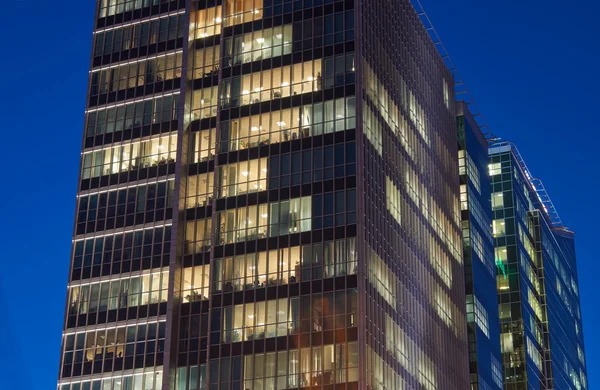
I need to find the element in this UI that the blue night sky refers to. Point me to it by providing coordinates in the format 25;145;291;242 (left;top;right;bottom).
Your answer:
0;0;598;388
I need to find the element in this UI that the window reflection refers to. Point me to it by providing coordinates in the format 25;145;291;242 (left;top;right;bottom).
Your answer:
82;133;177;179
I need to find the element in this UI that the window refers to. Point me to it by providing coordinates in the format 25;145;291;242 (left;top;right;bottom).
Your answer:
185;219;212;254
214;250;297;292
194;45;220;78
212;239;357;292
60;371;163;390
500;333;514;353
217;203;270;244
76;181;175;232
223;297;298;342
191;128;217;162
492;192;504;210
223;0;264;26
489;162;502;176
495;246;508;267
224;25;292;67
443;78;450;109
492;219;506;237
499;303;511;319
219;97;356;152
176;365;207;390
460;184;468;210
70;226;171;283
269;197;312;236
191;86;219;120
193;6;223;39
182;265;210;302
497;274;509;291
68;270;169;315
242;342;358;389
98;0;163;18
217;158;268;198
61;321;166;376
220;59;323;108
91;52;182;96
186;172;215;208
386;177;402;223
86;95;178;137
82;133;177;179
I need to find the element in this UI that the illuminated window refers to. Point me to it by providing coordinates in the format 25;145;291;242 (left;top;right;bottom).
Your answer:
497;274;509;291
489;162;502;176
492;219;506;237
460;184;468;210
491;192;504;210
186;172;215;208
499;303;511;319
500;333;514;353
182;265;210;302
68;270;169;315
193;6;223;39
495;246;508;265
458;150;466;175
218;158;268;198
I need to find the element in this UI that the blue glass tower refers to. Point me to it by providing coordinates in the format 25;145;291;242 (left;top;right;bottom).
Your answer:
488;143;587;389
457;102;503;390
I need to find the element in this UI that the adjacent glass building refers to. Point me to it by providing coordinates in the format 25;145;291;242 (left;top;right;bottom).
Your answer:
489;143;587;390
457;102;503;390
58;0;470;389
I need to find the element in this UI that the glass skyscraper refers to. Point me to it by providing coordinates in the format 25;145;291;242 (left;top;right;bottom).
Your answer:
457;102;503;390
489;143;587;390
56;1;595;390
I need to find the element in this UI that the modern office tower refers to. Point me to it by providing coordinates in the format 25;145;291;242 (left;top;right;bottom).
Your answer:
489;143;588;390
57;0;469;389
457;102;503;390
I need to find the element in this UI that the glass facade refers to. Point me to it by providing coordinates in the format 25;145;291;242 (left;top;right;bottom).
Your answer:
489;144;588;390
457;102;503;390
57;0;503;389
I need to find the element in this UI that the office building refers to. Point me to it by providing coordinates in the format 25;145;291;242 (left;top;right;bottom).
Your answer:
457;103;503;390
57;0;471;389
489;143;587;390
